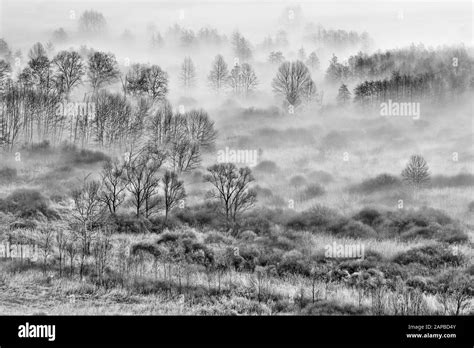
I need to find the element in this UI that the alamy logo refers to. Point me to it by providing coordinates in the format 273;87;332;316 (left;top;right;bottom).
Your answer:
380;99;420;120
217;147;258;167
56;101;96;119
18;322;56;341
324;242;365;259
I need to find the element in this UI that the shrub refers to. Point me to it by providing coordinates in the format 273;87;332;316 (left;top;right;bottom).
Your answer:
238;230;257;241
328;218;378;239
350;173;401;194
393;244;464;268
253;185;273;198
277;250;310;276
320;131;349;150
254;160;279;174
352;208;382;227
0;189;58;219
308;170;334;184
0;167;17;183
21;140;52;155
300;183;325;200
238;213;272;235
175;201;221;229
467;201;474;212
108;214;152;234
60;144;110;165
289;175;307;188
400;224;468;244
285;205;340;231
302;300;368;315
430;173;474;188
204;231;234;245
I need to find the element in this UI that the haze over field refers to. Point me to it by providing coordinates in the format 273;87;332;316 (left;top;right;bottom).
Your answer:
0;0;472;316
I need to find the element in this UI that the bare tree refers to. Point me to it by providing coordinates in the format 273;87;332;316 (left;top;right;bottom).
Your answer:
272;60;315;107
92;227;113;285
35;223;55;275
125;146;166;218
168;137;201;174
183;109;217;149
100;159;128;214
0;59;11;94
87;51;119;93
179;56;196;90
52;50;85;96
208;54;229;93
71;175;104;279
162;170;186;222
204;163;257;232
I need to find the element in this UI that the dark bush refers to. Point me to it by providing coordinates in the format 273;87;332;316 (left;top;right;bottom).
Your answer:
308;170;334;184
352;208;382;227
60;144;110;165
285;205;340;231
21;140;52;155
467;201;474;212
400;224;468;244
253;185;273;199
277;250;310;276
108;214;152;234
328;218;378;239
301;300;368;315
430;173;474;188
393;244;464;268
254;160;279;174
0;167;17;183
289;175;307;188
300;183;325;200
175;201;221;229
0;189;58;219
350;173;401;194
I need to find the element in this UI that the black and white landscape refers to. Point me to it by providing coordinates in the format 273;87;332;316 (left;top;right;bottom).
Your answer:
0;0;472;316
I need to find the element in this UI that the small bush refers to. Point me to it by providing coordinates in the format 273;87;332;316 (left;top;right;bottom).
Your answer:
400;224;468;244
254;160;279;174
108;214;152;234
0;167;17;183
351;173;401;194
467;201;474;212
308;170;334;184
60;144;110;165
0;189;58;219
430;173;474;188
204;231;234;245
289;175;307;188
285;205;340;231
328;218;378;239
253;185;273;198
352;208;382;227
277;250;310;276
393;244;464;268
300;183;325;200
302;300;368;315
175;201;221;229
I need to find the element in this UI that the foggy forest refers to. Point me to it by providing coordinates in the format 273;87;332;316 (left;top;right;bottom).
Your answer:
0;0;472;315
